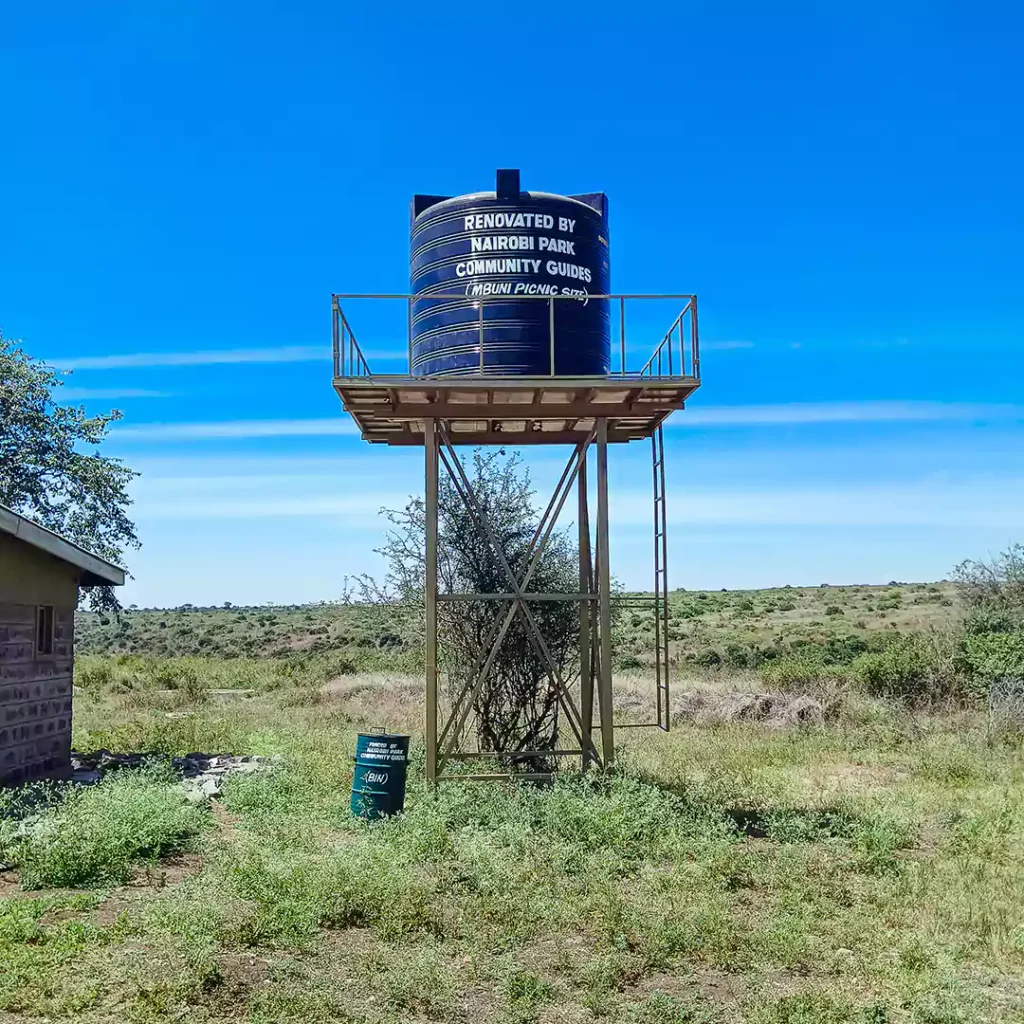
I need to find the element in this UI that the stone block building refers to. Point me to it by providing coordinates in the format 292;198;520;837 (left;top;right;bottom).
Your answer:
0;504;124;785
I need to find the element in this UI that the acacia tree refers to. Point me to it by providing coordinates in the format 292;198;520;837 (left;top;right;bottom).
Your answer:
377;450;578;761
953;545;1024;634
953;544;1024;686
0;333;139;611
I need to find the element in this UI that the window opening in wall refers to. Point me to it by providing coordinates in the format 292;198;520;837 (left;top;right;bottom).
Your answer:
36;605;55;656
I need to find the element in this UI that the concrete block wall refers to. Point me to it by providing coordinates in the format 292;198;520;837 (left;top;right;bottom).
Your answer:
0;603;75;785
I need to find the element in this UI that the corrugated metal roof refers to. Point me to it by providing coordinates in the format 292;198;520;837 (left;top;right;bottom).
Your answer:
0;504;126;587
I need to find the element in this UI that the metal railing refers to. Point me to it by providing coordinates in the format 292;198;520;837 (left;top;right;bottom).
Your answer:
332;306;372;378
331;293;700;381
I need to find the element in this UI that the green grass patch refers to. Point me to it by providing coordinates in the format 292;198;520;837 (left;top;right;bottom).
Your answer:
2;766;210;889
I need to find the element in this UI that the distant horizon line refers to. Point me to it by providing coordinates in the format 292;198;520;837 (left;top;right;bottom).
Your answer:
88;578;955;614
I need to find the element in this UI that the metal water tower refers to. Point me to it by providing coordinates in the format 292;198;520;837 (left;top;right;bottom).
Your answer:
332;170;701;783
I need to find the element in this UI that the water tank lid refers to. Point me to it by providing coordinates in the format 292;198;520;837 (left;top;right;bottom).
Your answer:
411;171;608;225
496;168;521;199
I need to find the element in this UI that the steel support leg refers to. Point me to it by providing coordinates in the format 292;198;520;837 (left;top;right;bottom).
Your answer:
596;419;615;767
578;452;595;769
424;419;439;784
653;424;670;730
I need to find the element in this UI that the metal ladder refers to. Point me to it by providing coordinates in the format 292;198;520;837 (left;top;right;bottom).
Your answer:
652;425;671;730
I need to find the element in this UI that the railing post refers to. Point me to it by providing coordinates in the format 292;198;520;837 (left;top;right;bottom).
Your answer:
407;296;413;375
549;296;556;375
691;295;700;380
340;311;346;377
331;296;340;377
620;296;625;374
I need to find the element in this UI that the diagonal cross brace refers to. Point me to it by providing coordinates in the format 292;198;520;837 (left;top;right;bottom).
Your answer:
435;427;598;768
435;436;584;754
435;434;590;753
437;433;590;761
434;446;583;755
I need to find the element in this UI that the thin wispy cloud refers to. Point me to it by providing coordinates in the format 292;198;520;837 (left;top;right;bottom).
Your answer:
59;387;169;400
112;418;358;441
134;469;400;494
109;401;1023;444
675;400;1024;426
627;478;1024;529
124;453;422;478
57;345;329;370
127;475;1024;529
137;494;405;521
699;340;755;351
54;341;758;373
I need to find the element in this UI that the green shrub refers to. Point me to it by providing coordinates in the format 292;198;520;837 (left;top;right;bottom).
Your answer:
961;631;1024;682
825;634;871;663
177;666;208;704
853;633;966;704
76;661;114;689
316;651;359;679
720;643;754;668
786;634;868;666
825;605;843;617
762;656;848;693
954;544;1024;633
675;604;704;620
8;766;209;889
694;649;722;668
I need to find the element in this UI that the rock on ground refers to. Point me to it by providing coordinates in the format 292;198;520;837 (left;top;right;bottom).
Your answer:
69;750;280;801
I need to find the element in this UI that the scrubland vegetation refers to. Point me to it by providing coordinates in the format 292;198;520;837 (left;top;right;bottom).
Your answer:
2;547;1024;1022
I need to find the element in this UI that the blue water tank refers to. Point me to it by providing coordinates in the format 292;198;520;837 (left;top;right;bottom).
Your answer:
410;170;610;377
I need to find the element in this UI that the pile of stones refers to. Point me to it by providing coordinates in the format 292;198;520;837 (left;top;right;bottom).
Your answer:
69;750;279;801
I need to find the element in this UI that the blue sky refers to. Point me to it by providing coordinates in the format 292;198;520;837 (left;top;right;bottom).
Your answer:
2;4;1022;606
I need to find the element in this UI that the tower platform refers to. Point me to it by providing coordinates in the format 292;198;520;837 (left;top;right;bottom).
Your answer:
330;292;702;446
332;375;701;446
